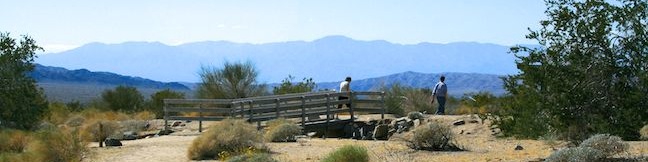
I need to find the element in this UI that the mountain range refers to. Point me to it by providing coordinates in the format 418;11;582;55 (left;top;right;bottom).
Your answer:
30;64;506;103
36;35;519;83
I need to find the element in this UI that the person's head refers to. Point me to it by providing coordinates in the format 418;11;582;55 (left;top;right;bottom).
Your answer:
345;76;352;82
440;75;445;82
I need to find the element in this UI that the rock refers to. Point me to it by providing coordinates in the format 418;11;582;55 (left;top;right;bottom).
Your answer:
407;112;424;120
373;124;389;140
122;131;138;140
514;145;524;150
343;124;355;138
104;138;122;147
468;120;479;124
413;119;421;128
157;129;174;136
171;121;182;127
452;120;466;126
380;118;392;125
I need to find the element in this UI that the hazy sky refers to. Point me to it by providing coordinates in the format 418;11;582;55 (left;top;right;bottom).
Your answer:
1;0;546;53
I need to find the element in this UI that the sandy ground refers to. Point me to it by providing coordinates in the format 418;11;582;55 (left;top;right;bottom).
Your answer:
84;115;648;162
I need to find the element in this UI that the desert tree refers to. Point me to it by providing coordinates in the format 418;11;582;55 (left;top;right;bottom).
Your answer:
101;85;144;112
197;61;267;99
0;32;48;130
496;0;647;141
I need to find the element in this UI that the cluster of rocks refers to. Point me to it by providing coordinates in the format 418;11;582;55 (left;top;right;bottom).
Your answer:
343;112;425;140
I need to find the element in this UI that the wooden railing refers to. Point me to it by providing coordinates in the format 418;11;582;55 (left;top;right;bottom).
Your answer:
164;91;385;132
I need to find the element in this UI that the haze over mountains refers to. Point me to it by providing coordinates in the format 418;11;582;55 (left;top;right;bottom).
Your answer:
30;64;505;103
36;35;519;83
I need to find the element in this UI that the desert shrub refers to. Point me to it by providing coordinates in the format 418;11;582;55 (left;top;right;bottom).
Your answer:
227;153;277;162
197;61;267;99
377;83;408;116
101;111;131;121
401;88;434;114
545;147;604;162
321;145;369;162
640;125;648;141
65;115;86;127
30;128;87;162
45;102;74;125
265;123;301;142
579;134;628;157
264;118;301;142
120;120;149;133
407;111;424;120
0;128;86;162
0;130;31;153
187;119;262;160
272;75;316;95
408;122;462;151
133;111;156;120
80;120;119;147
148;89;185;118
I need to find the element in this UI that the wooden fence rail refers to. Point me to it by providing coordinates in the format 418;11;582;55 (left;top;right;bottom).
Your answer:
164;91;385;132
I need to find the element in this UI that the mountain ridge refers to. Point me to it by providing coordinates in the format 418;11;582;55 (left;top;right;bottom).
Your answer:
36;35;519;83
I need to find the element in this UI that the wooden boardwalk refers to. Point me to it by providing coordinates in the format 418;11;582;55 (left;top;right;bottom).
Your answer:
163;91;386;132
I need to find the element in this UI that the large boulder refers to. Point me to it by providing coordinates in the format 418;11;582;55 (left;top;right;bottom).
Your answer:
373;124;390;140
104;138;122;147
123;131;138;140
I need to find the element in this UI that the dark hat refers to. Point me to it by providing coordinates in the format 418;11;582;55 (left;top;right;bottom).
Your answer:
345;76;352;81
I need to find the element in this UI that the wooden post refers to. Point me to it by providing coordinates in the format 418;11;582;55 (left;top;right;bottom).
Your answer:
275;98;280;118
163;100;169;131
301;96;306;129
325;93;331;137
239;102;245;118
248;101;254;122
199;104;203;132
349;92;355;122
381;91;386;120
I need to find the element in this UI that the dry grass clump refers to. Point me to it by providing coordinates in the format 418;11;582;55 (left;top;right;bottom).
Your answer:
408;122;463;151
132;111;155;120
321;145;369;162
546;134;629;162
187;119;263;160
264;118;301;142
640;125;648;141
579;134;628;157
0;128;86;162
227;153;277;162
545;147;604;162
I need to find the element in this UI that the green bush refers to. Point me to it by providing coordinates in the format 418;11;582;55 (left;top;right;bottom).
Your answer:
579;134;628;157
264;118;301;142
640;125;648;141
321;145;369;162
187;119;262;160
227;153;277;162
273;75;316;95
197;61;267;99
101;85;145;112
545;147;604;162
408;122;462;151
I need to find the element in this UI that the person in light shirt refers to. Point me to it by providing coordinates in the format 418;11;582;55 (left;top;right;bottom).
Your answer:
431;75;448;115
338;76;352;109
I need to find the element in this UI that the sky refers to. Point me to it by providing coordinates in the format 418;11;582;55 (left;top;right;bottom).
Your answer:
1;0;547;53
